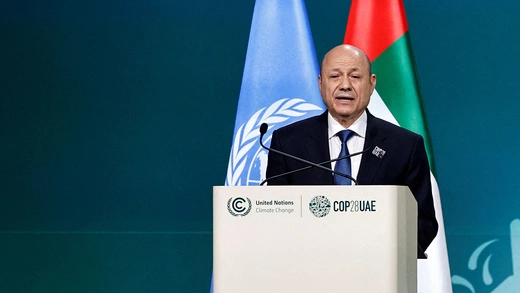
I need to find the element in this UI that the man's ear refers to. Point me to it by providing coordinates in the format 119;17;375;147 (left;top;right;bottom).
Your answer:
370;74;377;92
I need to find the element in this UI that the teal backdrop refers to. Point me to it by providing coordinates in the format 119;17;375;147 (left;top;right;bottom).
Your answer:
2;0;520;292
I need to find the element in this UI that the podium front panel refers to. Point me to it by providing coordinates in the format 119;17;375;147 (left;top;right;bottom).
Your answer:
213;185;417;293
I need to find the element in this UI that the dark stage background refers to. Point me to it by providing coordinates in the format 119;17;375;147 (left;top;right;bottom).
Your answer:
2;0;520;292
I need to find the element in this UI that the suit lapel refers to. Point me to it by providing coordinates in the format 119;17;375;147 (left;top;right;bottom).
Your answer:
358;112;387;184
304;112;334;184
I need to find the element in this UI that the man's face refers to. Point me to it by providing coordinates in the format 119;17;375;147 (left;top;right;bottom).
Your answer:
318;46;376;127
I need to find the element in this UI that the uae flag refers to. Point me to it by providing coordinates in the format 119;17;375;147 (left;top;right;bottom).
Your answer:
344;0;453;292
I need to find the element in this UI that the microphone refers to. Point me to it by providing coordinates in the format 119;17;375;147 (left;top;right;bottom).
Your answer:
258;123;372;186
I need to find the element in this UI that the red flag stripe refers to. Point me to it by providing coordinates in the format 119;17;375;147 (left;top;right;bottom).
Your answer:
344;0;408;62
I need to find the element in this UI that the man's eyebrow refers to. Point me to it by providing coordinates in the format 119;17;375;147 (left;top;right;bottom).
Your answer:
328;66;361;71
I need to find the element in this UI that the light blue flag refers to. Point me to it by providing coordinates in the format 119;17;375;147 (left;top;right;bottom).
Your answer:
225;0;325;187
212;1;324;291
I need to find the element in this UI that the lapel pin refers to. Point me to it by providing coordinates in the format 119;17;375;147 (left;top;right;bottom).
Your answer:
372;146;386;159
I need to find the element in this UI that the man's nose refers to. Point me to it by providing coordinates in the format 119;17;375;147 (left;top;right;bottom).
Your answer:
339;76;352;91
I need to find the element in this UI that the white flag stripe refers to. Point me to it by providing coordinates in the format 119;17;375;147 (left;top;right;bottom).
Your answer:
418;175;452;292
367;89;399;126
368;90;453;292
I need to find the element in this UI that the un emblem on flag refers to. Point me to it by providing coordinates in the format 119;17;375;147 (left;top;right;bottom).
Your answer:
246;148;269;185
226;98;323;186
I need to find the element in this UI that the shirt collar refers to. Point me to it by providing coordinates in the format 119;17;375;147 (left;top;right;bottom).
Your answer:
328;111;368;139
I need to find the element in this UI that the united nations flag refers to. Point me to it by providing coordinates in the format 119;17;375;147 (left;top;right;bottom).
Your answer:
224;0;325;187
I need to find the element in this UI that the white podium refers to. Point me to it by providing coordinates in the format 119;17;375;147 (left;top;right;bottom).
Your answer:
213;186;417;293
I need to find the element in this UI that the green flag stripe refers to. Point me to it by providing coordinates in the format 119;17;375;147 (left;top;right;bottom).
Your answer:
372;33;436;174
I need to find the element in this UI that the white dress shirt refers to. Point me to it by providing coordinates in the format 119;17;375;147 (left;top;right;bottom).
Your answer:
328;111;367;181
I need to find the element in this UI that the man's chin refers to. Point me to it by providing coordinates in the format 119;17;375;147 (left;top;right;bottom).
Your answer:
331;109;359;119
330;110;363;127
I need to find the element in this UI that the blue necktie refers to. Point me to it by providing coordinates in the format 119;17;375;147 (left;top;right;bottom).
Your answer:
334;130;355;185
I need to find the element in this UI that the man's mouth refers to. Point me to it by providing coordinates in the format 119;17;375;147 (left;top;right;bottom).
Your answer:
336;96;354;101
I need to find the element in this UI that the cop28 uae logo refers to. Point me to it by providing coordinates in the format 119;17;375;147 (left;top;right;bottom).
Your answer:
225;98;322;186
227;197;252;217
309;195;331;218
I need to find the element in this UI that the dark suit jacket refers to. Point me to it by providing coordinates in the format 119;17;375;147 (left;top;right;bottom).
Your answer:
266;110;439;251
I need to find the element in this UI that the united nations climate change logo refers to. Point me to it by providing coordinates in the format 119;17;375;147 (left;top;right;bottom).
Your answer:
309;195;331;218
227;197;252;217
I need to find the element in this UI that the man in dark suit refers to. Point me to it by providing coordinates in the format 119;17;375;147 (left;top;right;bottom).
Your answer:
266;44;438;251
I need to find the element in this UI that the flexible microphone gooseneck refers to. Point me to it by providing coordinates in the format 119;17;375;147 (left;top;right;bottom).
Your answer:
259;123;376;186
260;127;377;185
